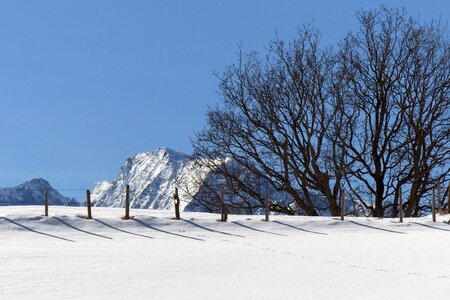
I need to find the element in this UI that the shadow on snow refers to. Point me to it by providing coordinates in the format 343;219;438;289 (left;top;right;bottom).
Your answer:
133;218;204;241
231;221;286;237
53;216;112;240
94;219;154;239
348;220;406;234
272;220;328;235
1;217;75;242
182;219;245;238
411;222;450;232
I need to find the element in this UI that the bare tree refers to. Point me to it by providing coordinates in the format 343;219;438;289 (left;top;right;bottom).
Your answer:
192;6;449;218
397;20;450;217
339;7;449;217
193;26;348;216
177;159;264;214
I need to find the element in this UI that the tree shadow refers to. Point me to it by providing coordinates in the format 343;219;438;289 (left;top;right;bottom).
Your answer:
411;222;450;232
1;217;75;242
53;217;112;240
273;220;328;235
348;220;406;234
94;219;154;239
182;219;245;238
133;219;204;241
231;221;286;236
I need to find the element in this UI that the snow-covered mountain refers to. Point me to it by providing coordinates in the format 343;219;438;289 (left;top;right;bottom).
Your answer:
90;147;331;215
91;148;209;211
0;178;78;206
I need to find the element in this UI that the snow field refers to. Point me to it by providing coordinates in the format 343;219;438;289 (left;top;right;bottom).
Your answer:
1;206;449;299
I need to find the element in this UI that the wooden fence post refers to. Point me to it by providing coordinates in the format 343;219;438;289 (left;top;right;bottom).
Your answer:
448;182;450;214
340;188;345;221
432;187;436;222
399;187;403;223
174;187;181;220
223;204;228;222
264;191;269;222
437;182;442;215
44;189;48;217
220;189;224;221
86;189;92;219
220;188;227;222
122;184;130;220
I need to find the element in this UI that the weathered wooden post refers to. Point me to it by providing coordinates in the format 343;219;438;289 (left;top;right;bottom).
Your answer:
122;184;130;220
223;204;228;222
44;189;48;217
173;187;181;220
448;182;450;214
264;191;269;222
340;188;345;221
437;182;442;215
398;187;403;223
220;189;224;221
86;189;92;219
220;188;228;222
432;186;436;222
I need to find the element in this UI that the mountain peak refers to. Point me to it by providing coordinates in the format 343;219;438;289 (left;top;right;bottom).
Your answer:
152;147;188;160
26;178;51;186
0;178;78;206
92;147;196;210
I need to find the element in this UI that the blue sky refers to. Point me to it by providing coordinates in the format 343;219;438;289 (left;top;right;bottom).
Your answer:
0;0;448;192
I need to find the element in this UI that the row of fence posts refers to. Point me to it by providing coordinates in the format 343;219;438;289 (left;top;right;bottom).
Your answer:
395;182;450;223
430;182;450;222
337;183;449;223
43;184;227;221
42;182;450;222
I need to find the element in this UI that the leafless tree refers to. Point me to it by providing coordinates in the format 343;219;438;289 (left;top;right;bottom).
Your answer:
192;6;449;218
339;7;449;217
397;20;450;216
193;26;348;216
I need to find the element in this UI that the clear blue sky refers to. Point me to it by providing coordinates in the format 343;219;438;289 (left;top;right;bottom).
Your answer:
0;0;448;192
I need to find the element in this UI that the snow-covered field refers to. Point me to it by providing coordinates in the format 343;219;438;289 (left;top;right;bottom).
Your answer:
1;206;449;299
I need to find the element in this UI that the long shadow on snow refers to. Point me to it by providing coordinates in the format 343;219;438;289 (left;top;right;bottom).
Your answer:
231;221;286;237
133;219;204;241
182;219;245;238
1;217;75;242
53;217;112;240
411;222;450;232
272;220;327;235
348;220;406;234
95;219;154;239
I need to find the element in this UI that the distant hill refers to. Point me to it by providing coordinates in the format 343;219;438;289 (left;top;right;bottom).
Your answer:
0;178;78;206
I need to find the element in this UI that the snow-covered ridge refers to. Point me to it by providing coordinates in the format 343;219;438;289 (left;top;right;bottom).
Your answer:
0;178;77;206
91;147;208;210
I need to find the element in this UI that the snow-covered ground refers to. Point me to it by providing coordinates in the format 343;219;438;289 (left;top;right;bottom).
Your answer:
1;206;449;299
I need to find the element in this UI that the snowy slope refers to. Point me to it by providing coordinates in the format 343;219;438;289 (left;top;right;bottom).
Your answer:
0;178;77;206
0;206;449;300
91;148;209;211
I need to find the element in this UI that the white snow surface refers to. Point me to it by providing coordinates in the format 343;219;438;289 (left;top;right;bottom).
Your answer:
1;206;450;299
91;147;208;211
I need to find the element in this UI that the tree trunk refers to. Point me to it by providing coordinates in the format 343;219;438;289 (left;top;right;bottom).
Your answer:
374;177;385;218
